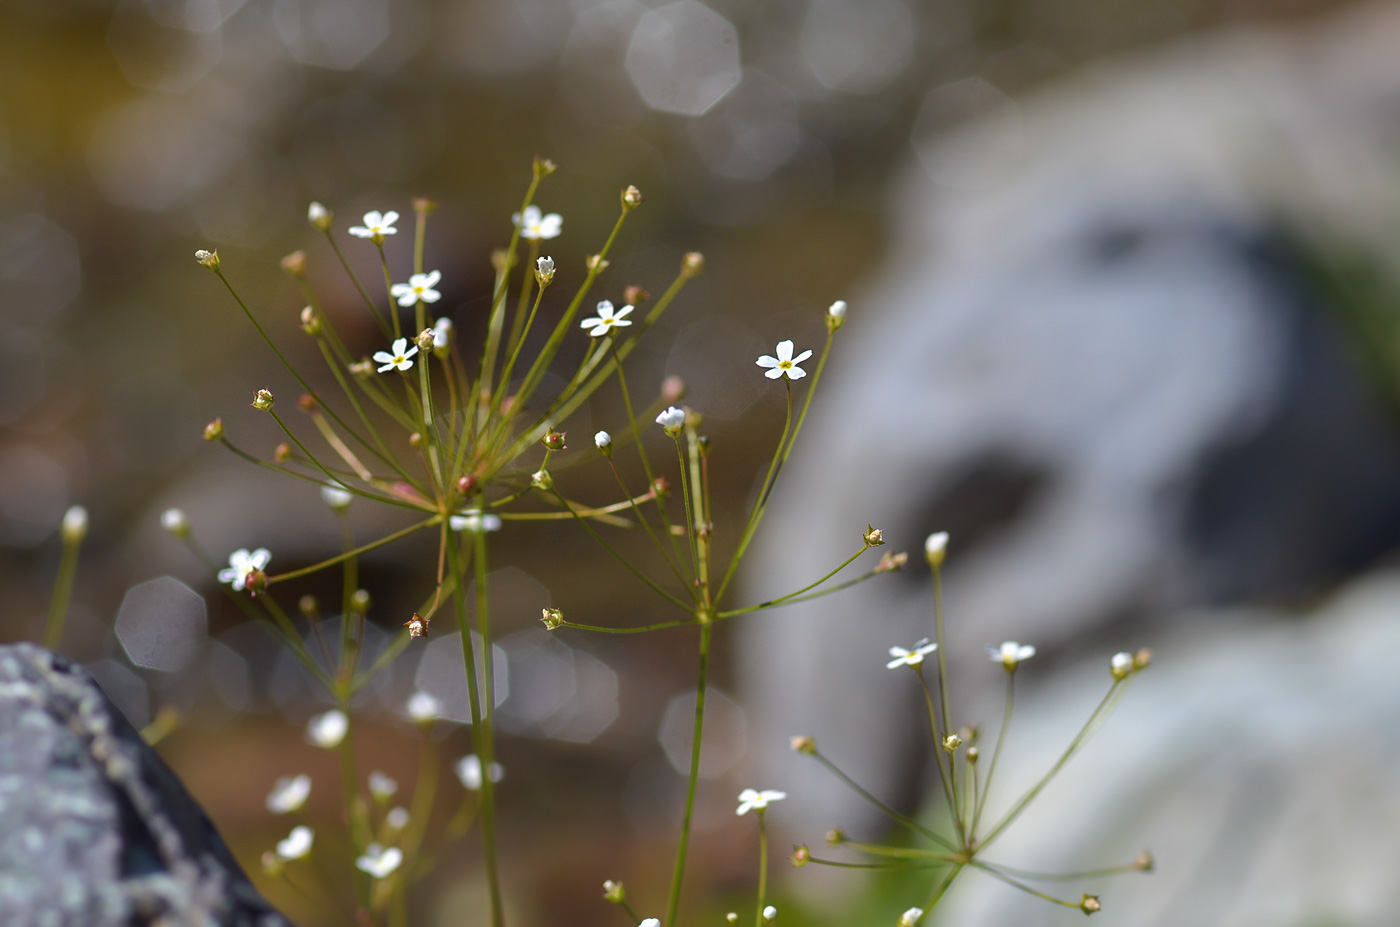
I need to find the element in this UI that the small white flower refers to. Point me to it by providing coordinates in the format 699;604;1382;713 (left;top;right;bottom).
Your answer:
386;806;410;830
307;202;329;225
736;788;787;816
595;431;612;450
886;638;938;670
579;300;634;338
217;548;271;591
455;754;505;791
828;300;847;321
61;505;88;543
406;690;442;723
763;906;777;922
536;255;555;277
513;204;562;240
390;270;443;307
348;210;398;239
640;920;660;927
266;774;312;814
320;483;353;511
899;907;923;927
656;406;685;431
756;340;812;380
432;317;453;348
450;509;502;533
1110;651;1134;679
276;825;314;860
373;337;418;373
369;771;398;801
160;508;188;535
306;709;348;749
989;641;1036;670
355;843;403;879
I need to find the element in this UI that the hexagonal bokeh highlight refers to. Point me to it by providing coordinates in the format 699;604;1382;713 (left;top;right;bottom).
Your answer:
414;631;508;724
658;687;747;778
800;0;916;94
115;576;208;673
497;630;619;744
912;77;1024;191
625;0;741;117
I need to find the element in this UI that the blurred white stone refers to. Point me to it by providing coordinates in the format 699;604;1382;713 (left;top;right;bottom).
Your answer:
85;659;150;730
658;687;747;778
115;577;208;673
799;0;916;95
625;0;741;117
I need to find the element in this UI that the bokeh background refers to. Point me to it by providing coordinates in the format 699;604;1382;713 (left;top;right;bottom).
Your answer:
7;0;1400;925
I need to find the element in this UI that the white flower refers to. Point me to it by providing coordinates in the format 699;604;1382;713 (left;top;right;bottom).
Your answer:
390;270;443;307
320;483;353;511
640;920;660;927
1110;651;1134;679
989;641;1036;670
579;300;634;338
756;340;813;380
536;255;555;277
62;505;88;543
276;825;314;860
735;788;787;815
348;210;398;239
406;690;442;723
656;406;685;431
160;508;188;536
924;531;949;566
899;907;923;927
763;906;777;922
386;807;410;830
306;709;348;749
595;431;611;449
886;638;938;670
432;317;453;348
455;754;505;791
450;509;502;533
369;771;398;800
373;337;418;373
217;548;271;591
355;844;403;879
307;202;329;225
828;300;847;321
266;774;312;814
513;204;562;240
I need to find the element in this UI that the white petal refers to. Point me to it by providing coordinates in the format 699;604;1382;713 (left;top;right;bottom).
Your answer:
395;291;417;307
419;289;441;303
579;317;602;330
423;270;441;286
775;340;794;361
765;367;785;379
791;349;813;364
390;338;409;354
588;323;610;338
362;211;383;227
755;356;779;368
381;211;399;226
785;366;807;379
372;352;395;363
613;304;634;321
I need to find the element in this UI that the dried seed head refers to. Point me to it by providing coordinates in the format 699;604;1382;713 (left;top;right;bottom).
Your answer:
541;608;563;631
194;249;219;270
251;389;275;411
863;525;885;547
415;328;434;351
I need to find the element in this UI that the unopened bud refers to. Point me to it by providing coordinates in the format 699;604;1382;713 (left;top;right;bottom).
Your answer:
762;906;776;924
825;827;846;846
542;428;567;451
299;306;321;335
251;389;275;411
273;442;292;464
415;328;434;351
350;589;371;614
651;476;670;499
61;505;88;544
280;250;307;276
623;284;650;305
791;845;810;868
298;595;319;621
1079;894;1101;915
1133;851;1153;871
531;469;553;491
585;254;609;273
456;474;478;496
875;551;908;573
161;508;189;538
261;851;284;877
621;185;643;210
898;909;923;927
826;299;847;332
245;569;268;595
533;156;557;179
194;249;220;270
348;359;373;378
924;531;948;567
307;202;332;231
203;418;224;441
602;880;625;903
409;432;423;449
863;525;885;547
1133;647;1152;670
595;431;612;456
966;745;979;763
790;735;816;755
942;732;962;753
681;252;704;277
726;915;738;925
535;255;555;286
413;196;439;216
297;394;316;414
661;375;686;404
541;608;563;631
491;249;509;273
1110;651;1134;680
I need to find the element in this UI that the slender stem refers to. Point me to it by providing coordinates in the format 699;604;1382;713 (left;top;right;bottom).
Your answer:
914;671;963;846
322;229;394;339
754;809;769;927
557;618;693;634
719;545;869;617
268;516;441;583
917;863;965;921
979;858;1144;882
809;751;955;850
472;524;505;927
970;862;1084;909
674;437;701;587
549;489;696;611
607;458;690;588
716;382;791;602
665;620;713;927
713;567;890;618
971;672;1015;839
43;528;83;651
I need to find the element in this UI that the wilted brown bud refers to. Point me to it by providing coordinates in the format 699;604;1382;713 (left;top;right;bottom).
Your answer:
280;250;307;276
203;418;224;442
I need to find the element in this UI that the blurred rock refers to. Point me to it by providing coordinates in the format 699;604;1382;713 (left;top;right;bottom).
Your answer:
0;644;292;927
740;1;1400;844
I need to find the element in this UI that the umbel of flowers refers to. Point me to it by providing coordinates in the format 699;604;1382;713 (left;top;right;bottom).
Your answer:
175;162;1148;927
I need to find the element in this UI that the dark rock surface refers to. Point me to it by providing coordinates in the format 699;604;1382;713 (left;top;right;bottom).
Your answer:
0;643;293;927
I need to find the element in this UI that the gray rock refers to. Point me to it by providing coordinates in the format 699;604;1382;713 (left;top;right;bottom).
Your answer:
0;643;293;927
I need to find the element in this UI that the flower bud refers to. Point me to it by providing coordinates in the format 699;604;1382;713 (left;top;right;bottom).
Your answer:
350;589;371;614
1110;651;1134;680
924;531;948;567
726;916;738;925
661;376;686;405
308;202;332;231
280;251;307;276
595;431;612;456
1134;647;1152;670
875;551;908;573
456;474;478;497
542;428;567;451
763;905;777;923
1080;894;1101;915
585;254;609;273
409;432;423;449
602;880;625;903
245;569;268;595
413;196;439;216
863;525;885;547
942;732;962;753
203;418;224;441
251;389;275;411
533;156;557;179
790;735;816;755
624;284;650;306
296;393;317;414
1133;851;1153;871
826;299;847;332
656;406;685;434
298;595;319;621
161;508;189;538
273;442;292;464
681;252;704;277
531;469;553;491
541;608;563;631
825;827;846;846
899;908;923;927
651;476;670;499
61;505;88;544
299;306;322;336
261;851;284;877
966;745;979;763
621;185;643;210
415;328;434;351
791;845;810;868
194;249;220;271
320;483;352;511
348;359;373;378
535;256;555;286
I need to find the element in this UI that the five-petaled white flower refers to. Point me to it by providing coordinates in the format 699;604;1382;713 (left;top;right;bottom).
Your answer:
989;641;1036;670
265;774;312;814
580;300;633;338
886;638;938;669
513;205;562;240
390;270;442;307
348;210;398;239
355;844;403;878
756;340;812;380
406;690;442;723
455;754;505;791
736;788;787;815
640;920;660;927
276;825;314;860
432;317;452;349
218;548;271;591
373;337;418;373
450;509;502;533
656;406;685;431
306;709;348;749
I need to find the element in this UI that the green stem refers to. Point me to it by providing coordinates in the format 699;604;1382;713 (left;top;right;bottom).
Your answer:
971;672;1015;839
809;751;955;850
754;809;769;927
43;528;83;651
665;620;713;927
472;524;505;927
268;516;441;583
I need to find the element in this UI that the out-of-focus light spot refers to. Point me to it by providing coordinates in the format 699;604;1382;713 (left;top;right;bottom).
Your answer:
335;92;446;182
0;446;66;547
415;631;508;724
141;0;248;33
205;639;252;711
799;0;915;95
546;648;618;743
688;71;801;181
273;0;391;70
497;630;619;743
108;0;224;93
913;77;1024;191
666;316;767;420
625;0;741;117
88;98;247;211
86;659;150;729
441;0;573;75
115;576;208;673
658;687;746;778
0;214;81;321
